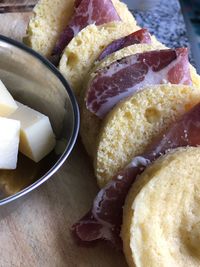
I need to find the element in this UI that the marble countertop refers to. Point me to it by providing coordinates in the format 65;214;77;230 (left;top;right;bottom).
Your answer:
132;0;189;48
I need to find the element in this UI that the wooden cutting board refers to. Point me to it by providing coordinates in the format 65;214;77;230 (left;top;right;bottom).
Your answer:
0;3;128;267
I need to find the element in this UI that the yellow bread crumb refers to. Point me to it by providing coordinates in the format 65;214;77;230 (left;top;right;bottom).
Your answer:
59;21;139;95
190;65;200;89
24;0;75;57
95;84;200;187
81;42;200;163
122;147;200;267
112;0;137;25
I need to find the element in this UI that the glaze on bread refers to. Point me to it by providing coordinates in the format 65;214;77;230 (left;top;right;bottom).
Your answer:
122;147;200;267
95;85;200;187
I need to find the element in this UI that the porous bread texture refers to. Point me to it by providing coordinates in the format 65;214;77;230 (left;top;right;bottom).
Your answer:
190;65;200;89
59;21;139;95
24;0;75;57
80;42;200;159
121;147;200;267
111;0;137;25
25;0;136;58
80;43;164;158
95;84;200;187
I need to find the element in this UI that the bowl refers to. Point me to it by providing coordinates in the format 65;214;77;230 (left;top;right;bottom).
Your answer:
0;35;79;205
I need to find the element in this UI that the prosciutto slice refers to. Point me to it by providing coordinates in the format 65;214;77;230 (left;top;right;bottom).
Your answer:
72;102;200;248
51;0;121;60
86;48;192;118
75;0;83;8
97;29;152;61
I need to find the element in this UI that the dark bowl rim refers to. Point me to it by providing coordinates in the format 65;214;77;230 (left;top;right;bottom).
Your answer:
0;34;80;205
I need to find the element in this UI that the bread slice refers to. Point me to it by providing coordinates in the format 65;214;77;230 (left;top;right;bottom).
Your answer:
59;21;139;95
190;65;200;89
80;43;164;158
121;147;200;267
80;41;200;159
95;84;200;187
24;0;136;58
24;0;75;57
111;0;137;25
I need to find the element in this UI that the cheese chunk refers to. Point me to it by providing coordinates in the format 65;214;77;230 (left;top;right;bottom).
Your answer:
0;80;18;116
0;117;20;169
9;102;56;162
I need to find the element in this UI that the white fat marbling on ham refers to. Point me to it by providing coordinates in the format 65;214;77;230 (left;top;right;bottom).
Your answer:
52;0;121;59
127;156;151;168
86;48;192;118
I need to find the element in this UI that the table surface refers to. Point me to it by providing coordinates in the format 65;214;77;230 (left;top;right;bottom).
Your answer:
0;1;190;266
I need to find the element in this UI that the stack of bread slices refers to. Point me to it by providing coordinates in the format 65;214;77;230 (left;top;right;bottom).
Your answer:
25;1;200;266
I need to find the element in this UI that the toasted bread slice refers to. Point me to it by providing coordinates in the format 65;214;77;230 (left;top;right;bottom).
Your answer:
122;147;200;267
80;43;164;158
59;21;139;95
95;84;200;187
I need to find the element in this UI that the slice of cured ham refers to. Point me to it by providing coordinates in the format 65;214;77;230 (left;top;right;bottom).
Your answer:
72;102;200;248
86;48;192;118
97;29;152;61
52;0;121;59
75;0;83;8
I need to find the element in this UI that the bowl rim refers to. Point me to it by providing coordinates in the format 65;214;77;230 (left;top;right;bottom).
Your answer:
0;34;80;205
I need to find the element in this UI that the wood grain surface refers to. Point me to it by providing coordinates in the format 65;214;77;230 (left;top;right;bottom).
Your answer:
0;2;128;267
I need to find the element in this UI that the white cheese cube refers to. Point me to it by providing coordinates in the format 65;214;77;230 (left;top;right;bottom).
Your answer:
0;80;18;116
9;102;56;162
0;117;20;169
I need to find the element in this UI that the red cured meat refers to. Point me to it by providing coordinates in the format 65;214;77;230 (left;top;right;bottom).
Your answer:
75;0;83;8
72;102;200;248
51;0;121;60
97;29;152;61
86;48;192;118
